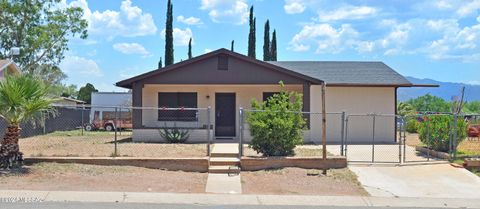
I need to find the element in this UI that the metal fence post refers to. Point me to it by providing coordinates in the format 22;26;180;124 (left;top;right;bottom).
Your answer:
81;105;84;136
426;114;430;161
403;116;407;163
372;114;376;163
344;116;349;157
114;107;118;157
43;111;46;134
453;113;458;161
398;116;403;164
340;111;346;156
448;118;453;158
239;107;244;157
207;106;211;156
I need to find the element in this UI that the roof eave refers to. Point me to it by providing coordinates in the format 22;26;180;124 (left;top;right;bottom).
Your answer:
115;48;324;89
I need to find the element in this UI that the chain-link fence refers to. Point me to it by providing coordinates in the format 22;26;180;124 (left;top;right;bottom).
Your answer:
8;105;211;158
400;113;480;163
344;114;401;163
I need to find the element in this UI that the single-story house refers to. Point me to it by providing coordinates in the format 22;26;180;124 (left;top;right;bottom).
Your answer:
53;97;86;107
116;48;422;144
0;59;21;80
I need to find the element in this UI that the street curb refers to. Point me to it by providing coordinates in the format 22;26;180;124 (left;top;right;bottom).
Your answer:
1;190;480;208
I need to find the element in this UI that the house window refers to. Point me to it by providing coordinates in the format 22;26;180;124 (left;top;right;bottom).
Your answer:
262;92;279;102
218;54;228;70
158;92;197;121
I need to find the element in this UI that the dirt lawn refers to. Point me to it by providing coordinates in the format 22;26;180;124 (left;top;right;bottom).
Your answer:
0;163;207;193
19;130;207;158
241;167;368;196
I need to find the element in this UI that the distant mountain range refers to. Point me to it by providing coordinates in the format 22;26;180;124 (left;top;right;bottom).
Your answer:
397;76;480;102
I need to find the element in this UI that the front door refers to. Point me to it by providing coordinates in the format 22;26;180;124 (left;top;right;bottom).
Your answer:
215;93;236;138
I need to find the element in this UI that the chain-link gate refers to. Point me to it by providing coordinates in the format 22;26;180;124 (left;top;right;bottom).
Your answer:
344;114;402;163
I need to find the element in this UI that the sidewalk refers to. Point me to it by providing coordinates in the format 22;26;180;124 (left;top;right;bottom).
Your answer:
1;190;480;208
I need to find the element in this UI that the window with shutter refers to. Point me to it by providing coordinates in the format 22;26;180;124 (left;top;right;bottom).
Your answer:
158;92;198;121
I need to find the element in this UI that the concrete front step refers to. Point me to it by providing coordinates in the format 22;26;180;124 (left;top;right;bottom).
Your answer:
208;165;240;174
210;152;239;158
209;157;240;166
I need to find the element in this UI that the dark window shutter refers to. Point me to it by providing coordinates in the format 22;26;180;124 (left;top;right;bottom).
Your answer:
218;55;228;70
263;92;279;101
158;92;197;121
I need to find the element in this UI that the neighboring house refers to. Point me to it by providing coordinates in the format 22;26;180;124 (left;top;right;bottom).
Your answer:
116;48;423;144
53;97;86;107
0;59;20;80
89;92;132;123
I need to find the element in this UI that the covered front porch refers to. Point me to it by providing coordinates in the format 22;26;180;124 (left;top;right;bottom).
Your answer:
131;84;311;142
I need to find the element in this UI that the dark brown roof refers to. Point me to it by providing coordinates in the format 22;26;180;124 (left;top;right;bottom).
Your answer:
116;48;324;88
268;61;413;87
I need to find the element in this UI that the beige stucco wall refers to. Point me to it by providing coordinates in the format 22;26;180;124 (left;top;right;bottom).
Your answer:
309;86;396;144
134;84;395;144
136;84;302;142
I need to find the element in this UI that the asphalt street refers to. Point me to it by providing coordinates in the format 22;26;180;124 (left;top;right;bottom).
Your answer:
1;202;479;209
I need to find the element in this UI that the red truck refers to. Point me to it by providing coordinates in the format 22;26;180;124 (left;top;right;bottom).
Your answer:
84;110;132;131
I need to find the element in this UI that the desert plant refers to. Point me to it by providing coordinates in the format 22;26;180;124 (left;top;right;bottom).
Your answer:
159;124;190;143
405;118;420;133
418;115;468;152
246;83;306;156
0;74;56;168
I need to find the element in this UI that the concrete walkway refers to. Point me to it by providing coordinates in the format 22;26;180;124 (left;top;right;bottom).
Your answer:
1;190;480;208
350;164;480;198
205;173;242;194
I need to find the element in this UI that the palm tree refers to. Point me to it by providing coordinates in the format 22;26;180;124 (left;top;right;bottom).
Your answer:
0;74;56;168
397;102;416;116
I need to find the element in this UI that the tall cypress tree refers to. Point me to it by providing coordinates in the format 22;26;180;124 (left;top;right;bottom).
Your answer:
247;6;256;58
158;57;163;68
164;0;174;66
271;29;277;61
188;38;192;59
231;40;234;52
263;20;270;61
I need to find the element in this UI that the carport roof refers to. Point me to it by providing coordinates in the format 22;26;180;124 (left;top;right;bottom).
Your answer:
268;61;413;87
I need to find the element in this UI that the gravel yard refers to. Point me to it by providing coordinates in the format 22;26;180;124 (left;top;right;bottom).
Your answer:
0;163;207;193
19;130;207;158
241;167;367;195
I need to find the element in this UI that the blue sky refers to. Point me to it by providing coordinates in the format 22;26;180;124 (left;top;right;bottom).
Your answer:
59;0;480;92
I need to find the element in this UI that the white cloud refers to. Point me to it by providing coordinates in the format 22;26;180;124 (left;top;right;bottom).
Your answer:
60;55;103;77
434;0;454;10
317;5;377;21
161;28;193;46
204;48;213;53
113;43;150;56
284;0;305;14
456;0;480;17
289;23;359;53
177;15;203;25
66;0;157;38
200;0;249;25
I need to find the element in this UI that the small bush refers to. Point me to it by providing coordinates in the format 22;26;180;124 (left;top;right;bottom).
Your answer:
405;118;420;133
418;115;468;152
159;126;190;143
247;84;306;156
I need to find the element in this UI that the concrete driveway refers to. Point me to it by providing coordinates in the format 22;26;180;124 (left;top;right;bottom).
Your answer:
349;164;480;198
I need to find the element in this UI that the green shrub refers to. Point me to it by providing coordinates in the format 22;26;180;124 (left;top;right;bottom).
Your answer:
405;118;420;133
246;85;306;156
159;126;190;143
418;115;468;152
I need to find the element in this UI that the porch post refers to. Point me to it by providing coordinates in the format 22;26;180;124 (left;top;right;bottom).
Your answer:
132;82;143;129
302;82;310;112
